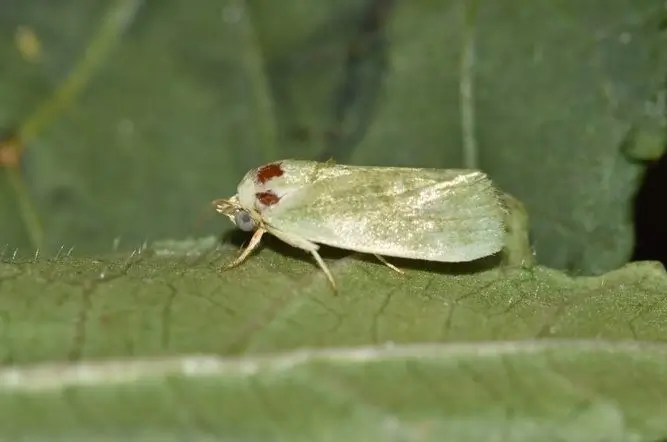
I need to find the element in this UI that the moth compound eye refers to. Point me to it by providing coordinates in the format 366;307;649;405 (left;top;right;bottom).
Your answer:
234;210;256;232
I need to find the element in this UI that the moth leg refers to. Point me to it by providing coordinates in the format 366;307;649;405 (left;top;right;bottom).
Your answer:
268;228;338;292
225;228;265;269
374;254;405;274
309;249;337;292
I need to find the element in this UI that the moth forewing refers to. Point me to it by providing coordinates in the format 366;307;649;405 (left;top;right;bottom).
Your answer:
214;159;506;292
261;167;506;263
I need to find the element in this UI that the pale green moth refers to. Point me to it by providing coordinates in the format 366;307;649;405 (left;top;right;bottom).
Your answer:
212;159;506;292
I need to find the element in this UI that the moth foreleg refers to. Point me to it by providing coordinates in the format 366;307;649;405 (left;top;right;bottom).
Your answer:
225;228;265;269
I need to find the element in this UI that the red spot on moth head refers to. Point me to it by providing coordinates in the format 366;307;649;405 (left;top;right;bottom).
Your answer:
255;162;284;184
256;191;281;206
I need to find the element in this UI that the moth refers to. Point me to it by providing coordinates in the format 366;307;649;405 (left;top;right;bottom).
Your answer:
212;159;506;291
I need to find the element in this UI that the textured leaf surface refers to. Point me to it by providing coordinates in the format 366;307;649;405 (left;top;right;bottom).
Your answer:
0;240;666;439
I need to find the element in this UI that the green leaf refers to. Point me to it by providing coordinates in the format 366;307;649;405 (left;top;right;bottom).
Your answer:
0;239;666;439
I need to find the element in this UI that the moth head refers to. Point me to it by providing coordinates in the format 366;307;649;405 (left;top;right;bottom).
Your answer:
211;196;245;226
211;195;260;232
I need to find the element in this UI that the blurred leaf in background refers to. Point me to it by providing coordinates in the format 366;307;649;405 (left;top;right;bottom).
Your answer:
0;0;665;276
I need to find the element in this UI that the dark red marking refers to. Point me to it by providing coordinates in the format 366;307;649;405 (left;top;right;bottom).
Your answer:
256;191;281;206
255;162;284;184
